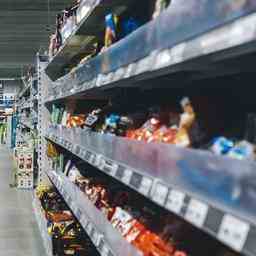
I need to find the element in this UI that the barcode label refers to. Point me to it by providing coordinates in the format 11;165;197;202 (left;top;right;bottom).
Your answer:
185;199;208;228
218;215;249;252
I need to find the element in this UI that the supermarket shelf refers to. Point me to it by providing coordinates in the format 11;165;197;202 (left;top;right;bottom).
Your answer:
46;0;134;81
46;169;142;256
32;196;53;256
46;5;256;103
45;125;256;256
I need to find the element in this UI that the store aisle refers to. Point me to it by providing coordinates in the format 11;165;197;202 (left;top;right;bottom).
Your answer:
0;145;45;256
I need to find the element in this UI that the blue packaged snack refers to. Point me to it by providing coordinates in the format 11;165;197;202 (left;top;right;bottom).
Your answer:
121;17;140;38
105;114;121;129
211;137;234;155
228;141;255;160
105;13;118;47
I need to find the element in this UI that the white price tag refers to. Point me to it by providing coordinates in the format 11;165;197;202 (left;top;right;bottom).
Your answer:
102;159;118;176
96;74;104;87
115;67;125;80
122;169;133;184
138;176;153;196
80;215;88;229
70;201;77;212
185;199;208;228
152;183;169;206
135;56;151;75
101;243;110;256
105;72;113;84
94;154;103;167
86;222;93;235
170;43;186;65
92;229;100;246
218;215;249;252
166;189;185;214
124;64;134;78
155;49;171;69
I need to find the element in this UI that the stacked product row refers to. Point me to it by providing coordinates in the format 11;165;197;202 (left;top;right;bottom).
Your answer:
50;92;256;161
49;0;171;75
46;142;240;256
35;185;99;256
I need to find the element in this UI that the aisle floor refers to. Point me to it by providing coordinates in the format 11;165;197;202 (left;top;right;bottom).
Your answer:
0;145;45;256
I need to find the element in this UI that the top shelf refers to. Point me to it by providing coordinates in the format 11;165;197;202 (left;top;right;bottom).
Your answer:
45;0;135;81
46;1;256;102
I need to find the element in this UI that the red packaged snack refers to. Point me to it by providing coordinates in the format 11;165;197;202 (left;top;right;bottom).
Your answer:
147;125;168;143
110;207;133;236
124;219;146;243
141;117;162;142
47;211;73;223
133;230;175;256
162;128;178;144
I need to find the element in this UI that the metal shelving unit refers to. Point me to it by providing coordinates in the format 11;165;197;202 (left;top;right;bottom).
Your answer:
39;1;256;256
47;170;142;256
45;0;137;81
45;4;256;103
45;125;256;256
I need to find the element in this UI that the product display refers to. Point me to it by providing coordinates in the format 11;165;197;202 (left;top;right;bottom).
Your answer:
36;185;99;256
6;1;256;256
50;97;256;161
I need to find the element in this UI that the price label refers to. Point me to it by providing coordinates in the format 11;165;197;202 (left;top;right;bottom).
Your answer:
91;229;100;246
94;154;103;168
96;74;104;87
105;72;114;84
108;250;114;256
62;190;67;200
166;189;185;214
122;168;133;185
85;114;98;127
114;68;125;81
75;145;80;155
67;196;72;206
80;215;88;229
138;176;153;196
185;199;208;228
218;215;249;252
124;64;134;78
155;49;171;69
101;242;110;256
89;153;96;164
86;222;93;236
84;150;92;162
76;208;82;221
135;56;151;75
170;43;185;65
98;238;105;252
130;172;142;189
152;182;169;206
103;159;118;176
115;165;125;179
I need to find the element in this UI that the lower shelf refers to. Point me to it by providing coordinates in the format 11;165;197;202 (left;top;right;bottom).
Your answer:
46;170;142;256
32;196;53;256
46;126;256;256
